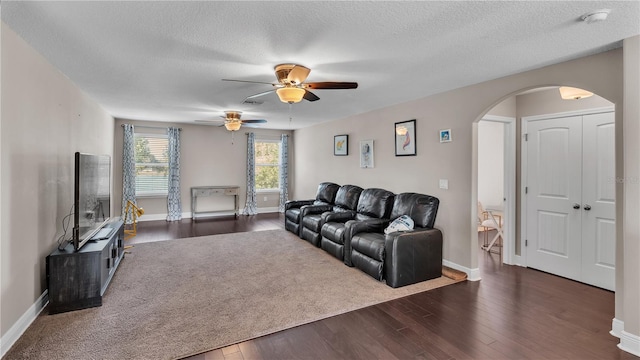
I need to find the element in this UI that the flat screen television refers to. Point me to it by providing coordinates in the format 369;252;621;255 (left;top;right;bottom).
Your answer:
73;152;111;251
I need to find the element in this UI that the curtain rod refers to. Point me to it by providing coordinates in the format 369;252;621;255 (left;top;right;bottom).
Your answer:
121;124;181;130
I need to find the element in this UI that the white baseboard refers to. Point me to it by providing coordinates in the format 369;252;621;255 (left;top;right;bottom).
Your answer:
442;260;481;281
611;318;624;338
611;318;640;357
619;330;640;357
136;212;191;222
1;290;48;358
513;254;527;267
136;208;280;222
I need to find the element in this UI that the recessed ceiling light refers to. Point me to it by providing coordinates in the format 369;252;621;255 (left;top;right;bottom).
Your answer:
581;9;611;24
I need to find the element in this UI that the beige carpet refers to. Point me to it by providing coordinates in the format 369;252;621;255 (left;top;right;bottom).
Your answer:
6;230;464;360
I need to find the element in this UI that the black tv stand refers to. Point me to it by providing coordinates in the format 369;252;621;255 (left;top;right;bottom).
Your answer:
46;220;125;314
91;226;115;241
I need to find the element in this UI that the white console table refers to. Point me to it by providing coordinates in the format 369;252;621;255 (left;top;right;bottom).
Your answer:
191;186;240;220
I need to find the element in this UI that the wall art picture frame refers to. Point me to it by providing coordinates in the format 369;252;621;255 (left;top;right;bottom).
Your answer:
334;134;348;156
439;129;452;143
395;119;417;156
360;139;374;168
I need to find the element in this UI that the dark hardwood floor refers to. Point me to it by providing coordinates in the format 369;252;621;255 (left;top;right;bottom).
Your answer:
132;215;637;360
127;213;283;245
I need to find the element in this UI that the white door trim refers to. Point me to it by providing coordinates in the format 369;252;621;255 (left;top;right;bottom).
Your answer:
520;106;615;269
522;106;614;122
480;115;516;265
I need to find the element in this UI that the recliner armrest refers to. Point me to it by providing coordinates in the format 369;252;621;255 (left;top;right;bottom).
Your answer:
300;204;333;217
342;218;389;266
322;210;356;223
346;218;389;238
384;227;443;288
285;199;315;211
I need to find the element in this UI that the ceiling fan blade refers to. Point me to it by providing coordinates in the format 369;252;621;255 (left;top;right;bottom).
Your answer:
287;65;311;85
222;79;277;85
242;123;265;128
244;89;276;100
303;90;320;102
241;119;267;124
305;82;358;90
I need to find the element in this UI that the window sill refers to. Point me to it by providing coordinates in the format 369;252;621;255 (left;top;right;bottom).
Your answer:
256;189;279;194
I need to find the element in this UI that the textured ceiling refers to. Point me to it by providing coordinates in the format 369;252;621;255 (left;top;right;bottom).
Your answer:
3;1;639;129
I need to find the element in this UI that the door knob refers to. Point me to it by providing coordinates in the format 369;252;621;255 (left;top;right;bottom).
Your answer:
584;204;592;211
573;203;581;209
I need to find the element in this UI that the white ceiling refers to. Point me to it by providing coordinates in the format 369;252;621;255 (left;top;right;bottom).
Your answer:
2;1;639;130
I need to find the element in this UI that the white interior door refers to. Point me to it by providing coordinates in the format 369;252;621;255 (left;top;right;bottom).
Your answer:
525;111;615;291
581;112;616;290
526;116;583;281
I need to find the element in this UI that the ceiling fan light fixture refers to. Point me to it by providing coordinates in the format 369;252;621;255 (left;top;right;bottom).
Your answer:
276;87;305;103
224;111;242;120
559;86;594;100
224;121;242;131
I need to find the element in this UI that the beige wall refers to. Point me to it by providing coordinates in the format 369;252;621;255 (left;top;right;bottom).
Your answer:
294;48;623;268
293;46;640;341
486;95;516;118
516;88;613;116
113;119;292;219
1;23;114;337
622;35;640;339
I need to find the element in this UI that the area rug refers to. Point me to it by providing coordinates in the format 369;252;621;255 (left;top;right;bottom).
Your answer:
5;230;464;360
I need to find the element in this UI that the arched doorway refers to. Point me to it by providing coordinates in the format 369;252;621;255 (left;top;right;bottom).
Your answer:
473;86;616;291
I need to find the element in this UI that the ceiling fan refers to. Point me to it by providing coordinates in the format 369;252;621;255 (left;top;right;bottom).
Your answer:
195;111;267;131
223;64;358;104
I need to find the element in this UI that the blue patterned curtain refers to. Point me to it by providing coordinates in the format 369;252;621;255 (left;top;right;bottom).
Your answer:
278;134;289;212
167;127;182;221
121;124;136;223
242;132;258;215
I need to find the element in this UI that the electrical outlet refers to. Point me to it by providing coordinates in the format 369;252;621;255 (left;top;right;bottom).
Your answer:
439;179;449;190
263;196;268;201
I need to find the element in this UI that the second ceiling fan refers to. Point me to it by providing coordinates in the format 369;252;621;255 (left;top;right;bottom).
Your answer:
195;111;266;131
223;64;358;104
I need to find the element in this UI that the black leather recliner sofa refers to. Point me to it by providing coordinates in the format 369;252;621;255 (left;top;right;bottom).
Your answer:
284;182;339;236
348;192;441;288
320;188;395;263
300;184;363;247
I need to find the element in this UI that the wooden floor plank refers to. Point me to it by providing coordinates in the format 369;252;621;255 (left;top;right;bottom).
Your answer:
236;341;263;360
306;320;380;360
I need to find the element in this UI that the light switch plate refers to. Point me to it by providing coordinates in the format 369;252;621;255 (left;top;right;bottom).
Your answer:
439;179;449;190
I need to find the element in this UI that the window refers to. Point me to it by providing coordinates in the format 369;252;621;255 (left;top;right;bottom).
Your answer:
255;140;281;191
134;133;169;196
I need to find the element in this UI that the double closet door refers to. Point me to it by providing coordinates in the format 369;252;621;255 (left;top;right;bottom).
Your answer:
525;111;615;291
